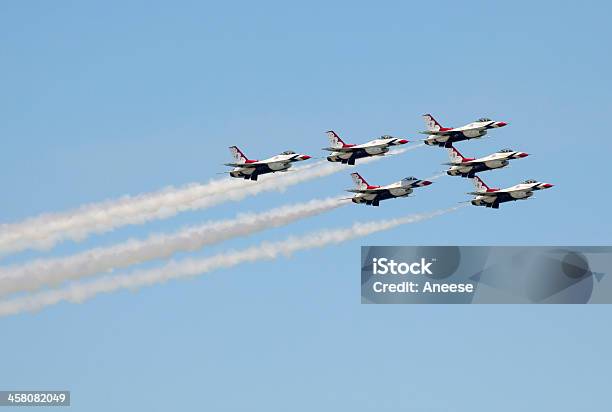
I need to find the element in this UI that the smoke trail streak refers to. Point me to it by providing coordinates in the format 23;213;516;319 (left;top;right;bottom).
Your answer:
0;196;348;296
0;204;462;316
424;172;447;181
0;146;419;256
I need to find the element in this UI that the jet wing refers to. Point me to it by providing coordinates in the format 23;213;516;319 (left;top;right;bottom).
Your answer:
347;188;389;194
468;189;531;197
224;162;260;167
468;190;502;196
352;142;396;149
322;146;359;153
225;161;289;168
444;160;481;166
323;142;392;152
420;130;454;136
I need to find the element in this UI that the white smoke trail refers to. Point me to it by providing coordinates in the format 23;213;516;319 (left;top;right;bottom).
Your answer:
424;172;447;181
0;196;348;296
0;146;420;256
0;205;462;316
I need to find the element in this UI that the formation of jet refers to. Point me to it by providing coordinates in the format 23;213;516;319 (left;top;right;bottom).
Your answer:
323;130;409;165
225;146;311;181
223;113;553;209
420;114;552;209
346;173;432;207
445;146;529;178
422;114;507;147
468;176;553;209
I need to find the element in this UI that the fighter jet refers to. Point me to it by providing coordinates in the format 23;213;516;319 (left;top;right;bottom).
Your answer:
468;176;554;209
422;114;508;147
323;130;409;165
346;173;432;206
445;146;529;178
225;146;311;181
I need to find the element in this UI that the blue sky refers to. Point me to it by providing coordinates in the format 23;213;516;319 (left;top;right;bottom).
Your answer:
0;1;611;410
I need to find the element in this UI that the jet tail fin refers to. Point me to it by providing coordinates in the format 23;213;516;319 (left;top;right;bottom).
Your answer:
326;130;348;148
447;145;465;163
351;172;369;190
422;114;443;132
472;176;490;193
229;146;249;164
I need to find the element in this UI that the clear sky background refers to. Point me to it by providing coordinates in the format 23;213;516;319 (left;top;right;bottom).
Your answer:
0;1;611;411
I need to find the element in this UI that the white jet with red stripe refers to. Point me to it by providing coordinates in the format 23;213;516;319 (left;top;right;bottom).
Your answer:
346;172;433;207
445;146;529;178
225;146;311;181
468;176;554;209
323;130;409;165
422;114;508;147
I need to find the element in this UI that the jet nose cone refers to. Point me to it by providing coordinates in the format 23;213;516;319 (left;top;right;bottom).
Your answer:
300;155;311;160
398;139;409;144
542;183;554;189
496;121;508;127
422;180;433;186
518;152;529;158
